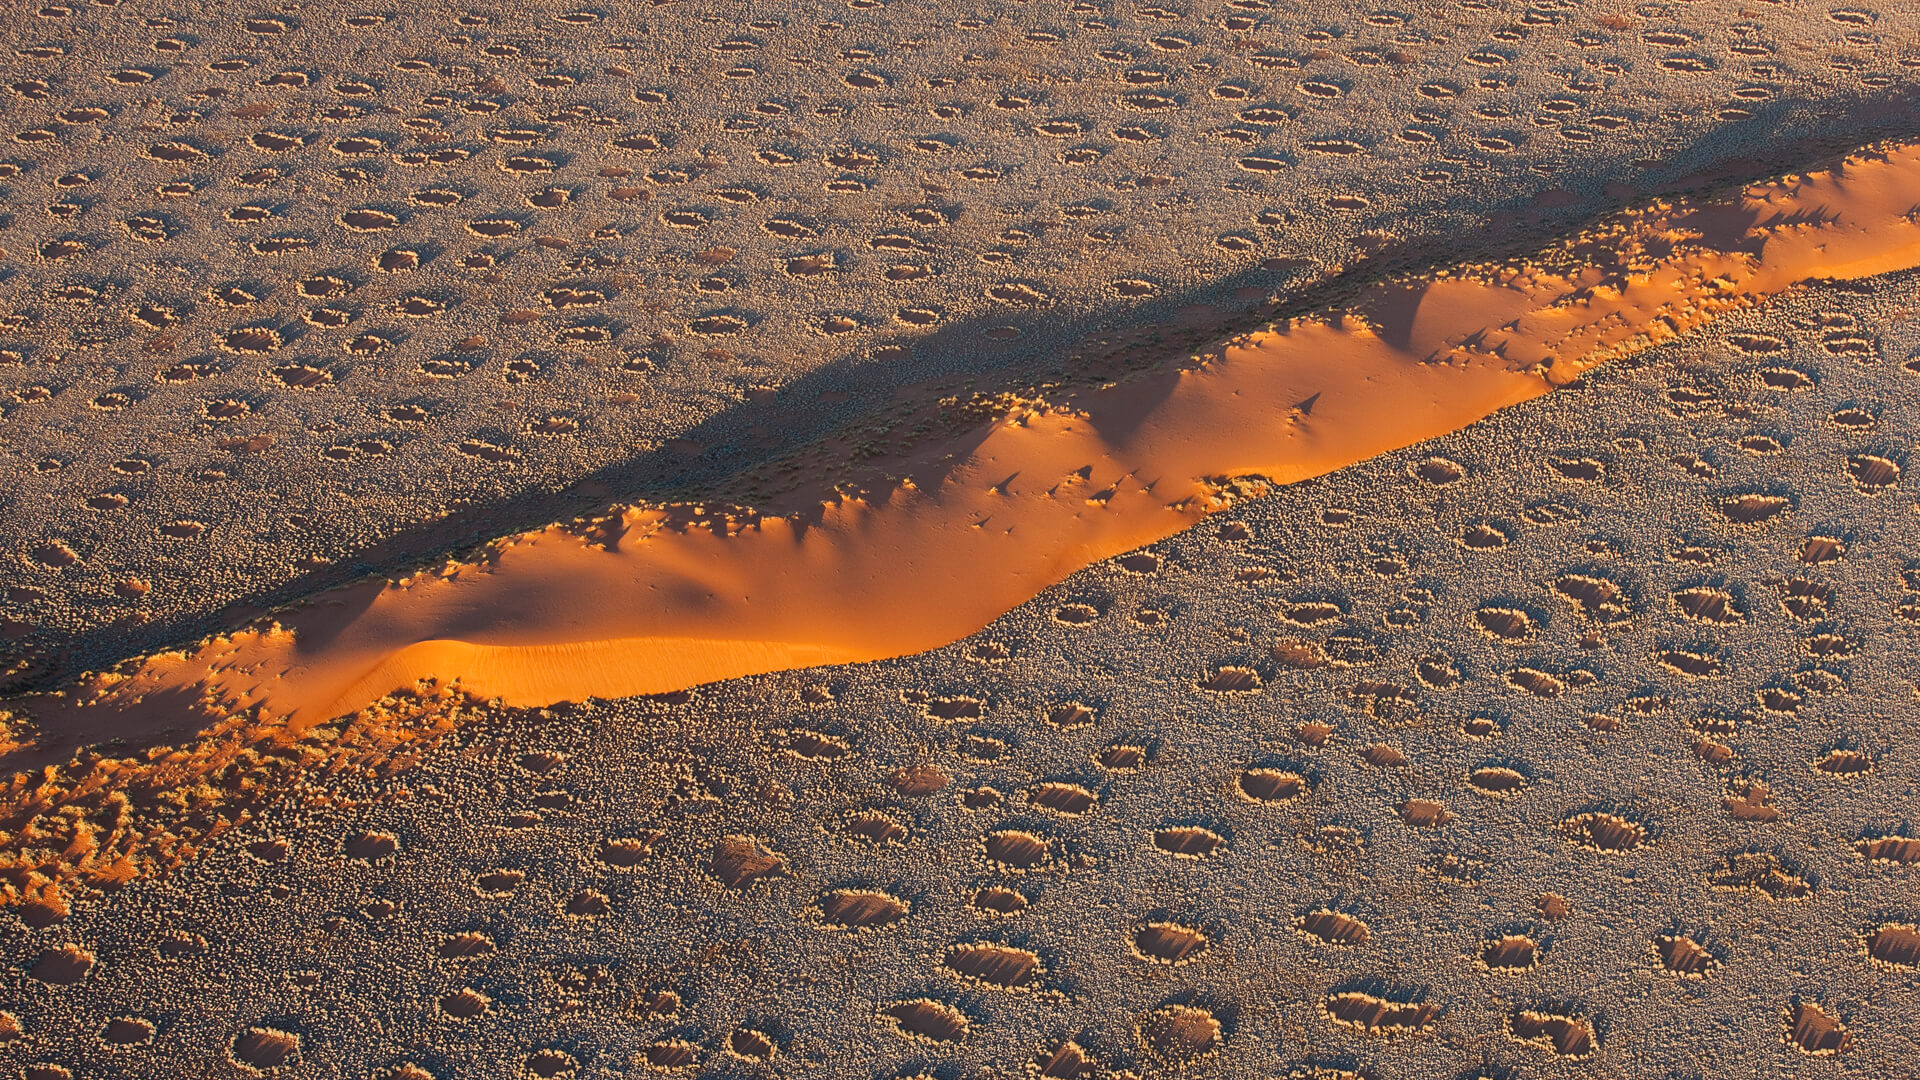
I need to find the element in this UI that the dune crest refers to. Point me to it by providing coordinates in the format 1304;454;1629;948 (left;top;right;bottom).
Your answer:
33;142;1920;733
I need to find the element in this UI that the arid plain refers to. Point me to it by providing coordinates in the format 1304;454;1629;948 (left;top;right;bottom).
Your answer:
1;0;1918;1077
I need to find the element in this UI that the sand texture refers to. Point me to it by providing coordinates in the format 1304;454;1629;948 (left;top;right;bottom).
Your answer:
1;0;1918;1077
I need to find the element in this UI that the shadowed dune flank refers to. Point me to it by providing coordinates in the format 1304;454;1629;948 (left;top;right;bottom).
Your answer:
33;140;1920;732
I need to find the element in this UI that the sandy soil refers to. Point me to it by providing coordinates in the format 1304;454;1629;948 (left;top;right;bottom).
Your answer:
1;0;1918;1077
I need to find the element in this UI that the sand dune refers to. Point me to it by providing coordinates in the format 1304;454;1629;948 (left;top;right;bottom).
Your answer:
33;141;1920;731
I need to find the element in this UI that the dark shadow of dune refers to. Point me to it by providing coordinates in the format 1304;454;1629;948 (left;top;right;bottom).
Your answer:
5;88;1919;699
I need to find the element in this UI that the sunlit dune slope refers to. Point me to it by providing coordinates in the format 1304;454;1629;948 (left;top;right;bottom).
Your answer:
35;142;1920;732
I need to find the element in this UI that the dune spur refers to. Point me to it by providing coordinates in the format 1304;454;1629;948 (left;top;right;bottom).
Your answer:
5;139;1920;905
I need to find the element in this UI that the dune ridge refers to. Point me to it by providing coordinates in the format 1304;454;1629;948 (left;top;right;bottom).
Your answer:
25;141;1920;735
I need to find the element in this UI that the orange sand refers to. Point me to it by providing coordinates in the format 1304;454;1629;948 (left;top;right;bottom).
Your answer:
31;142;1920;733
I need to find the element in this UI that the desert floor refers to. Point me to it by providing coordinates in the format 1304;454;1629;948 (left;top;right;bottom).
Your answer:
1;0;1918;1077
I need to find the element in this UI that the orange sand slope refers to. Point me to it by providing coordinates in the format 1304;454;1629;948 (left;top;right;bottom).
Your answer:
40;142;1920;730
